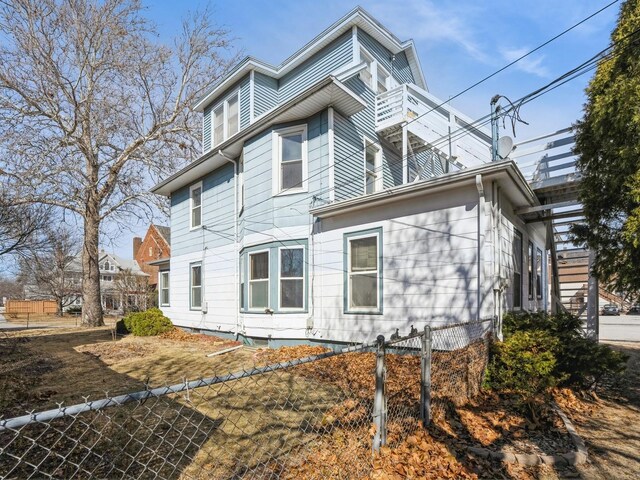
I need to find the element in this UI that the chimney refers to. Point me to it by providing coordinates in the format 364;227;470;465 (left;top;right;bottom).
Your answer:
133;237;142;258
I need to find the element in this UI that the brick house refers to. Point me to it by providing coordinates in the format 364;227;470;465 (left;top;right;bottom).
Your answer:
133;225;171;290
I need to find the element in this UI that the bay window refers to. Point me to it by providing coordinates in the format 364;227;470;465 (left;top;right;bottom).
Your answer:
249;251;269;309
280;247;304;309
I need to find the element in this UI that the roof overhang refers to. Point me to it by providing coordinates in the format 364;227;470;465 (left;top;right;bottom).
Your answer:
310;160;539;219
194;6;426;111
146;258;170;267
153;76;366;196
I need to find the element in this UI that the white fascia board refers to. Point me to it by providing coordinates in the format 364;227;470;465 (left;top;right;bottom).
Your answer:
310;161;539;218
154;76;367;196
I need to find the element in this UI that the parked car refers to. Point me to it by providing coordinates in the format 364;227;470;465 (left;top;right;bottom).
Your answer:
601;304;620;316
626;306;640;315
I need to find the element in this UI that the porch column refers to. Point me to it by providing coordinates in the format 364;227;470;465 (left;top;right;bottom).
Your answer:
402;124;408;184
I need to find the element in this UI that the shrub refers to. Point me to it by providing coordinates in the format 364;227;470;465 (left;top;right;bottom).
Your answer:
486;330;561;422
121;308;173;336
502;311;628;389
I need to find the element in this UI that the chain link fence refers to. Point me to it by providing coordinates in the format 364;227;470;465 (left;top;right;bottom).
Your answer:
0;319;493;479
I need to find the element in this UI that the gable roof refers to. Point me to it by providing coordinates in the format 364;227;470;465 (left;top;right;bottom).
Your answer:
194;6;426;112
152;225;171;247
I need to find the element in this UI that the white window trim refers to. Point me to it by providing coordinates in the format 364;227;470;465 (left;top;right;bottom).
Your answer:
190;181;203;230
238;153;245;214
190;262;203;310
248;249;270;311
363;137;383;194
210;89;240;149
271;125;308;196
358;46;394;94
347;232;381;313
160;271;170;307
278;246;306;311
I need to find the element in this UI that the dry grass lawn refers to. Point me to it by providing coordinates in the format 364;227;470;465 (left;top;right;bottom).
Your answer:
1;329;639;479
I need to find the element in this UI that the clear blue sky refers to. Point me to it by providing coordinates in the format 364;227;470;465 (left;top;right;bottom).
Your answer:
113;0;621;259
1;1;621;274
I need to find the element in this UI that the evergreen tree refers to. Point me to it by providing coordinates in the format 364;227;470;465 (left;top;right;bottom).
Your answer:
573;0;640;297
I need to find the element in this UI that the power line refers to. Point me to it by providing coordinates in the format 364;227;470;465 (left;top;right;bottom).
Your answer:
186;2;626;231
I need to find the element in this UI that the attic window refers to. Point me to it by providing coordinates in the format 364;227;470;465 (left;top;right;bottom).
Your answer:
211;90;240;148
359;47;392;94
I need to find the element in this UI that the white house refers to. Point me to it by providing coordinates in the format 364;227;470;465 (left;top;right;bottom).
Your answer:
151;7;548;347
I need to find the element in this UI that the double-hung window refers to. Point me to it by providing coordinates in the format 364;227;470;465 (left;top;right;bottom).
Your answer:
364;139;382;194
536;248;543;300
513;230;523;309
359;47;392;94
190;183;202;229
190;263;202;310
346;231;382;313
249;251;269;309
280;247;304;310
211;91;240;148
160;271;170;306
274;126;307;194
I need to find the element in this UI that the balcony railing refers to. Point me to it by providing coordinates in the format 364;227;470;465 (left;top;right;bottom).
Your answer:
375;84;491;167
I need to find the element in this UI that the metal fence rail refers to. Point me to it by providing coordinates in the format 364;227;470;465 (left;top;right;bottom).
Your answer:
0;319;493;479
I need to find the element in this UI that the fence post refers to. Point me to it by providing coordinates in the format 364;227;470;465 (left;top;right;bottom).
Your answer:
421;325;432;427
372;334;386;453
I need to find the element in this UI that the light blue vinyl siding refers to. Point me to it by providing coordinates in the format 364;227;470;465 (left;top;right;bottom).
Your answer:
278;32;353;104
203;105;212;152
254;72;278;117
239;75;251;128
242;111;329;234
357;30;415;85
334;76;404;200
170;162;235;257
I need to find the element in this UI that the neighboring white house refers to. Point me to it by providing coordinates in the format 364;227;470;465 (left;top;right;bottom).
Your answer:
26;251;150;314
151;7;548;347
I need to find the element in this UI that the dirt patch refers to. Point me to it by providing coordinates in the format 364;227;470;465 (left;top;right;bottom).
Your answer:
573;341;640;480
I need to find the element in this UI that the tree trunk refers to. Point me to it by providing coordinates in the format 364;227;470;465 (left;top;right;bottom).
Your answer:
82;209;104;327
57;298;63;317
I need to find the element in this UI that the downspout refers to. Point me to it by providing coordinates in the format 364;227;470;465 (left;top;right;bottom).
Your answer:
219;150;239;339
475;174;484;322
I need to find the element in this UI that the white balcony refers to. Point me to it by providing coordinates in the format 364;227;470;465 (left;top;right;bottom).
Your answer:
375;84;491;175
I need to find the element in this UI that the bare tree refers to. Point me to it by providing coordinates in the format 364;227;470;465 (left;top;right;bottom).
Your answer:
0;192;49;258
0;0;237;325
0;276;24;303
19;227;81;316
112;267;150;314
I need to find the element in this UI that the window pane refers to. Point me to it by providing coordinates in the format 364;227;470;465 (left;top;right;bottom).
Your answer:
536;248;543;299
250;252;269;280
227;96;239;136
513;231;522;274
366;173;376;194
250;281;268;308
281;279;303;308
350;274;377;308
281;249;304;277
192;187;201;207
513;272;521;308
191;265;201;287
192;287;201;308
161;288;169;306
192;206;201;228
351;237;377;271
366;145;377;172
281;160;303;189
377;66;388;93
213;106;224;145
282;134;302;161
